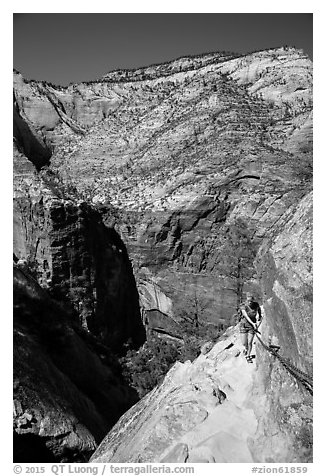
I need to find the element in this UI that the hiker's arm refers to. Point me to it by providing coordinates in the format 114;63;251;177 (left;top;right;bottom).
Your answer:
241;309;256;327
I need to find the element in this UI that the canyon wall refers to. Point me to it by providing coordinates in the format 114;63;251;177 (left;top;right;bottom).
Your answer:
91;192;313;463
13;46;312;462
14;265;139;462
13;46;312;334
14;146;145;349
250;191;313;462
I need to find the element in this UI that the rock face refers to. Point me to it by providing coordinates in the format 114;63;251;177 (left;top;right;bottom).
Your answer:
90;327;258;463
14;150;145;350
13;46;313;333
90;193;312;463
13;266;139;462
13;89;146;460
13;45;313;462
251;191;313;462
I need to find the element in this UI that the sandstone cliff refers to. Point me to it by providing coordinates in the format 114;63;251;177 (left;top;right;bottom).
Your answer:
13;45;313;462
13;46;312;335
14;144;145;349
13;104;146;460
13;265;139;462
251;191;313;462
90;192;312;463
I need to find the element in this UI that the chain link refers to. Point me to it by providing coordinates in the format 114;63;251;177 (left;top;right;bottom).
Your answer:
254;332;313;395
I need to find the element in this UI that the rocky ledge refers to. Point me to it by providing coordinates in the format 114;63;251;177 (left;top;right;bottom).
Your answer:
90;191;313;463
91;325;311;463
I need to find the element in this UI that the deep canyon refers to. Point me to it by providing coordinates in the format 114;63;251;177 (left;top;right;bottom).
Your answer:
13;46;312;462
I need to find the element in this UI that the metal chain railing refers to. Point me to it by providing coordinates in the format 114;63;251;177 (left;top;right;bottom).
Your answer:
254;331;313;395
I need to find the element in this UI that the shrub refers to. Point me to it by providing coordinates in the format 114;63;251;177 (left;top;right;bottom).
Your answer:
120;338;180;397
120;319;221;398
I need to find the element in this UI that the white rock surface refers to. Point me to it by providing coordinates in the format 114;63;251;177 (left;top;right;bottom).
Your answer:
91;326;259;463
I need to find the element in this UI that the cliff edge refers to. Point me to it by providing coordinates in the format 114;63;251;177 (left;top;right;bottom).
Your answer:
91;192;312;463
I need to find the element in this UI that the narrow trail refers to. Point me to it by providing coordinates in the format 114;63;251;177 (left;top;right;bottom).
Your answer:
172;328;258;463
91;321;312;463
92;326;260;463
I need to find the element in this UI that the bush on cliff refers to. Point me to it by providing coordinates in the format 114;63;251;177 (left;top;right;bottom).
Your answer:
120;323;219;398
120;338;180;398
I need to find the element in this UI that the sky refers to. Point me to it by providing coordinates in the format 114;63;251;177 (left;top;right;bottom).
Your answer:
13;13;313;86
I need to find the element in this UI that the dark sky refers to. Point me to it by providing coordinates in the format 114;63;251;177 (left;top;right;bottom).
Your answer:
13;13;313;86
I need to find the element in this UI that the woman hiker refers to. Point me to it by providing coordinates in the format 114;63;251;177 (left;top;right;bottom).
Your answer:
239;292;262;363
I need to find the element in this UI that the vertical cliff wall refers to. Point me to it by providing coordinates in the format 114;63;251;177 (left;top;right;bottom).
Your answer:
13;46;313;333
14;266;140;462
13;128;146;460
249;191;312;462
14;192;145;349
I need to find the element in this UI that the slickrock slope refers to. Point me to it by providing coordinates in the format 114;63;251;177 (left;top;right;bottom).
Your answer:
90;192;312;463
90;327;258;463
13;266;139;462
13;46;312;332
91;325;311;463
